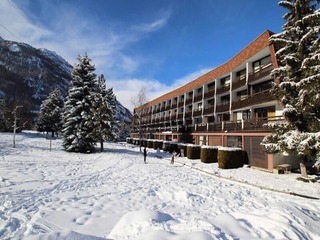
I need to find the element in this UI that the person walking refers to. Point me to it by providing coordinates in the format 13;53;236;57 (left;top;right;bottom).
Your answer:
143;147;147;164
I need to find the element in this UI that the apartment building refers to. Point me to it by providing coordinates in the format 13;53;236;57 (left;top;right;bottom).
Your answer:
131;30;289;171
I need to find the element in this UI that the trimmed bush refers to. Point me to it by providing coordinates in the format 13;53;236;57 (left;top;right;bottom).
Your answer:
187;144;201;159
141;139;147;148
147;139;154;148
153;140;163;150
200;146;220;163
126;137;132;144
218;147;244;169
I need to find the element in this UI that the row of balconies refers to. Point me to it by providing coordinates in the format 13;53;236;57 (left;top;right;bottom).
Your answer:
132;116;283;134
146;65;273;114
137;90;275;125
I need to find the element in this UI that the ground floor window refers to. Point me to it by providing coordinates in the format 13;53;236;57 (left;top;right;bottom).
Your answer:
227;136;242;148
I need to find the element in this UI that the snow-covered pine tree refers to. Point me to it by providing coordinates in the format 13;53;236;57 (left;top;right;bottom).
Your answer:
261;0;320;175
93;74;117;152
62;54;98;153
37;88;64;137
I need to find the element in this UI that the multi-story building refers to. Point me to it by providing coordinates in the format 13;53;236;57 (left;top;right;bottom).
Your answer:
131;30;293;171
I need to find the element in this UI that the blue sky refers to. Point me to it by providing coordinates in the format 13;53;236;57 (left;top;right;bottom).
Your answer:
0;0;286;109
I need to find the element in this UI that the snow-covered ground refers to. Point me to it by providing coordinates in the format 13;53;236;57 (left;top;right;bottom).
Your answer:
0;131;319;240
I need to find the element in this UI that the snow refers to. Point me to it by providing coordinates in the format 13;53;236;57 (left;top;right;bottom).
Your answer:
0;131;320;240
8;44;21;52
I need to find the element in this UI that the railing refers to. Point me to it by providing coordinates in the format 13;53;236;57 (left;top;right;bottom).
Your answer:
231;90;275;110
193;109;202;117
216;84;230;94
131;116;284;134
194;94;202;102
248;65;273;83
203;106;214;115
185;98;193;105
204;89;215;99
232;79;246;90
216;103;230;113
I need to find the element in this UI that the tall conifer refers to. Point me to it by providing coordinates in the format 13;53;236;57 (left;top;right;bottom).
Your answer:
62;54;98;153
261;0;320;172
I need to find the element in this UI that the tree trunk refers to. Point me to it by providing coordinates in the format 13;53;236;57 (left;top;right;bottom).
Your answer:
100;139;104;152
300;156;308;178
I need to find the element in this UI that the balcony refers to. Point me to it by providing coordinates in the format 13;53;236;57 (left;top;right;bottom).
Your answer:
178;101;184;107
193;109;202;117
232;79;246;90
216;84;230;94
248;65;273;83
231;90;275;110
185;98;193;105
185;112;192;118
216;103;230;113
203;106;214;115
194;94;202;102
204;89;215;99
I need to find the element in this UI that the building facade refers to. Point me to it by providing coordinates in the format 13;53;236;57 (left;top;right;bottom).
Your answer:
131;30;291;171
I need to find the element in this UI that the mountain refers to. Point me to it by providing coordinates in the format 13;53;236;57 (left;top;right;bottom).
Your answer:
0;37;132;134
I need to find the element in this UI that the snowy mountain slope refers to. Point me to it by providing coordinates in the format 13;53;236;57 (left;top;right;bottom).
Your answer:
0;37;132;129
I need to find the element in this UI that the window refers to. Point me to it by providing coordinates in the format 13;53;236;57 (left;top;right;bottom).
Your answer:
236;69;246;81
221;95;230;104
197;102;202;110
197;87;203;95
208;82;215;91
207;99;214;107
220;76;231;86
237;90;248;100
253;55;271;72
252;80;272;94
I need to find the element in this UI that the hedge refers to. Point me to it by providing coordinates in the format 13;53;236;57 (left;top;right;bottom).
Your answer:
200;146;220;163
153;140;163;150
147;139;154;148
218;147;244;169
187;144;201;159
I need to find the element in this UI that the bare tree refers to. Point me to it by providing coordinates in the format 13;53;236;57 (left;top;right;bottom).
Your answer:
131;86;148;151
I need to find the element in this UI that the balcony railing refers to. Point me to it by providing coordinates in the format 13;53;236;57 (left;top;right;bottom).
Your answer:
193;109;202;117
203;106;214;115
194;94;202;102
232;90;275;110
248;64;273;83
232;79;246;90
216;103;230;113
204;89;215;99
216;84;230;94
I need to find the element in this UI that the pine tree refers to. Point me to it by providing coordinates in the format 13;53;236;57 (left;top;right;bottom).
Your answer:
62;54;98;153
261;0;320;174
37;88;64;137
93;74;117;152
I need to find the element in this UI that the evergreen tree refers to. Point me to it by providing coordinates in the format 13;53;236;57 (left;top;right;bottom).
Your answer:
93;74;117;151
261;0;320;173
62;54;98;153
37;88;64;137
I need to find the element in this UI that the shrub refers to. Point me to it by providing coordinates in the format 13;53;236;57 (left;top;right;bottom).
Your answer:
187;144;201;159
153;140;163;150
200;146;220;163
147;139;154;148
218;147;244;169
